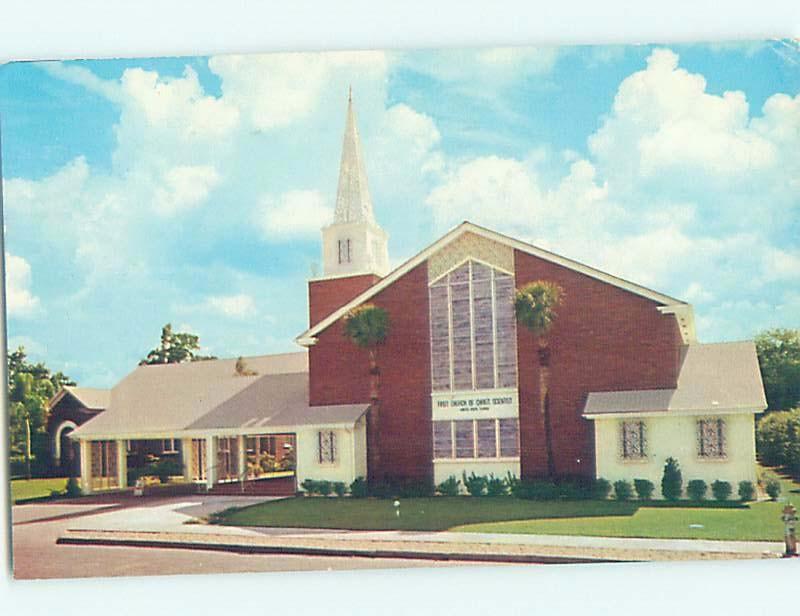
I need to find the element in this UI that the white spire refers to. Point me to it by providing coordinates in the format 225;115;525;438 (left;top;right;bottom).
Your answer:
319;88;389;279
333;87;375;225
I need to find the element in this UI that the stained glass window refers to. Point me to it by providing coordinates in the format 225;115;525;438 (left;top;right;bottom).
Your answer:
318;430;337;464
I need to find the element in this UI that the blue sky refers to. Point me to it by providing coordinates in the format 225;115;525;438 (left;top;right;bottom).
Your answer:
2;40;799;387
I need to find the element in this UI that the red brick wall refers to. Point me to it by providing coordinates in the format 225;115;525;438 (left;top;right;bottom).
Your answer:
514;249;682;479
308;273;382;327
309;263;432;482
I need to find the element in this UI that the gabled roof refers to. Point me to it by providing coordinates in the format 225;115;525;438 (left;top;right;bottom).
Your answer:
71;351;367;439
583;341;767;417
49;386;110;411
296;220;691;346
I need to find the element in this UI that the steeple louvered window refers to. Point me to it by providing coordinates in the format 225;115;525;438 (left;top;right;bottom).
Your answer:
429;260;518;392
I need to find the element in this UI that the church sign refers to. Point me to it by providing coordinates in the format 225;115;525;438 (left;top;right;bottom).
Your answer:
431;389;518;421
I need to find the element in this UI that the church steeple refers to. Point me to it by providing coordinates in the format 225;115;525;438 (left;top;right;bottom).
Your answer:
321;89;389;278
333;86;375;225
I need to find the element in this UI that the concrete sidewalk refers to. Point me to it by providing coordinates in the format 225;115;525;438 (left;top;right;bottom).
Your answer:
58;524;785;564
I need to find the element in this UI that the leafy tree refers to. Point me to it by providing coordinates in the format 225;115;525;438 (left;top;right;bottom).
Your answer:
139;323;216;365
755;329;800;412
7;346;75;477
343;304;389;485
514;280;564;477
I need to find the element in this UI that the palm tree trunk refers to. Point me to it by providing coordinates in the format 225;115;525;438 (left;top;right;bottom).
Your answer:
367;348;381;484
538;341;555;478
25;415;32;480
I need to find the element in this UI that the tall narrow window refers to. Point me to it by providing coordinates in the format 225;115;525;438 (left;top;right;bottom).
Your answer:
455;421;475;458
429;260;518;392
697;418;726;458
433;421;453;459
318;430;337;463
346;239;352;262
498;418;520;457
476;419;497;458
620;421;647;459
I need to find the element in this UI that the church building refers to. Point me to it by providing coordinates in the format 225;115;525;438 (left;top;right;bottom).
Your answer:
64;92;767;498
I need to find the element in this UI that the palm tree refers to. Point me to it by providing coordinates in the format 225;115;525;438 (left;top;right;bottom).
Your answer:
343;304;390;484
514;281;564;478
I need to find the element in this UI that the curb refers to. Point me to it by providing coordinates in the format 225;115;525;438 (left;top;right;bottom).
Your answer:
56;533;621;565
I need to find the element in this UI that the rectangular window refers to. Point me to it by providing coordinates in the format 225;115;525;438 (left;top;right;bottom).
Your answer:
498;418;520;457
472;263;495;389
494;272;517;389
346;239;352;263
698;418;726;458
433;421;453;459
450;266;473;390
162;438;178;454
476;419;497;458
217;437;238;480
318;430;337;464
620;421;647;459
430;282;451;391
454;420;475;458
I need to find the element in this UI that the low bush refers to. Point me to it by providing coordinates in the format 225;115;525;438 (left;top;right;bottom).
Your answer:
765;478;782;501
592;478;612;500
333;481;347;497
437;475;461;496
613;480;633;501
634;478;655;500
486;474;508;497
301;478;318;494
462;472;487;497
756;408;800;473
686;479;708;501
397;478;435;498
349;476;368;498
661;457;683;501
738;480;756;502
711;480;732;501
317;480;332;497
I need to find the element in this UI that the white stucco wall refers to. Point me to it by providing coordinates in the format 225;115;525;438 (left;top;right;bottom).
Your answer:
294;418;367;487
593;412;758;498
433;459;520;490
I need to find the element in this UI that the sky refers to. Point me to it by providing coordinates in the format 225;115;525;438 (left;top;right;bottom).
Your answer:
1;40;799;387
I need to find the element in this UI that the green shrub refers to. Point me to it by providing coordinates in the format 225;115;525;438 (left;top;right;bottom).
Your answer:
151;458;183;484
686;479;708;501
301;478;318;494
592;478;612;500
613;480;633;501
398;478;435;498
332;481;347;497
65;476;81;497
738;480;756;502
462;472;487;497
486;474;507;496
765;478;781;501
634;478;655;500
756;408;800;470
437;475;461;496
317;480;332;496
661;457;683;501
711;480;732;501
349;476;368;498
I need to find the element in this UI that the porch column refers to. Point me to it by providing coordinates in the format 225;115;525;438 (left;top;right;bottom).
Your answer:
80;440;92;495
205;436;217;489
116;440;127;489
181;438;193;482
237;435;246;481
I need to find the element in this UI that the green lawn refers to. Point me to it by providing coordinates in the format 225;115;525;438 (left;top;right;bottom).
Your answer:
10;477;68;503
214;474;800;542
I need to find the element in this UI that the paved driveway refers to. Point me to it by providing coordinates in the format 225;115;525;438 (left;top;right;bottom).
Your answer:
11;495;477;579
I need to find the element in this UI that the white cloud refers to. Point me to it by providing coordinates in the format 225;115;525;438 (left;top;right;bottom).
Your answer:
153;165;221;216
256;190;332;239
206;294;258;319
5;253;41;317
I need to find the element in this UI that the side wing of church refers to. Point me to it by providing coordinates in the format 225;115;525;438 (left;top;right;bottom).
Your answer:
67;91;766;498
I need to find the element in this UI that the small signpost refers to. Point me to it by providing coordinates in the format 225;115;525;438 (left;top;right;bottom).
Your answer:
782;503;797;557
